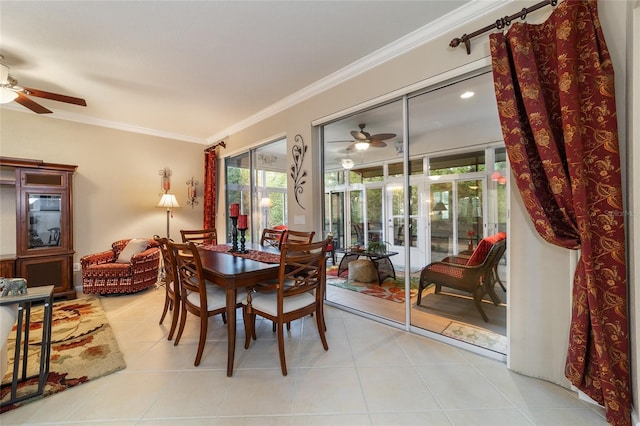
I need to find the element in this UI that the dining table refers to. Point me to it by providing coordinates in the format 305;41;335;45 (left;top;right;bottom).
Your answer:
197;242;281;376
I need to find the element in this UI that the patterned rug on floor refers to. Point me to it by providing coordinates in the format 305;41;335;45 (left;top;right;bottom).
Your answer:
1;297;126;413
327;266;419;303
442;321;507;354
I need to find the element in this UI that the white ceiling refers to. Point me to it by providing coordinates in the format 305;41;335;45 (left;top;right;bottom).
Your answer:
0;0;478;145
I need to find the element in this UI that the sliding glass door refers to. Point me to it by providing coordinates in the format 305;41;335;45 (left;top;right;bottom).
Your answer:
321;71;509;355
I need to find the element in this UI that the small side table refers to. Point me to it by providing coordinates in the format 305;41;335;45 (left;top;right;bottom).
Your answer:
0;285;54;408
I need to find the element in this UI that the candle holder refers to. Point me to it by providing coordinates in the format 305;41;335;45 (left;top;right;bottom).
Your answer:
229;216;239;252
238;228;248;254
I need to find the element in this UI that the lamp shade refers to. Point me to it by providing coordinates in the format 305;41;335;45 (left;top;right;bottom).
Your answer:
157;193;180;209
433;201;447;212
260;197;272;208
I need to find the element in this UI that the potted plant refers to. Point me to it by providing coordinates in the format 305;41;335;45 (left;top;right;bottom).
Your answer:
367;240;389;254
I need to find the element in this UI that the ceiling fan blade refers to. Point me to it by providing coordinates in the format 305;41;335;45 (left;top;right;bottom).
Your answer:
350;130;369;141
22;87;87;106
327;139;354;144
370;133;396;141
15;92;52;114
369;140;387;148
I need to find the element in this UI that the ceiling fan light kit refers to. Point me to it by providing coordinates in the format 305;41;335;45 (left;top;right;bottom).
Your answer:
340;158;355;169
0;87;18;104
354;141;370;151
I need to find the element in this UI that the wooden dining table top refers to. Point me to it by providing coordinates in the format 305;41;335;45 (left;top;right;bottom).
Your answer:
198;243;281;287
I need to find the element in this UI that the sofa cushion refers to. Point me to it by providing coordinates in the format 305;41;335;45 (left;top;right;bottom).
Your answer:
116;238;150;263
466;232;506;266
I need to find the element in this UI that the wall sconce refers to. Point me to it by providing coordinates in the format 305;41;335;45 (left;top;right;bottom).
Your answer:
186;177;198;207
159;167;172;193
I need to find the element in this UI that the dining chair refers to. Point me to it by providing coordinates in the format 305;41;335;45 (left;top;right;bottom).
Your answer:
169;240;239;366
180;228;217;246
242;239;329;376
154;235;180;341
260;228;286;248
284;229;315;244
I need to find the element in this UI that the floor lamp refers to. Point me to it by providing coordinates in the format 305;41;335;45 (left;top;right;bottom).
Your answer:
157;193;180;240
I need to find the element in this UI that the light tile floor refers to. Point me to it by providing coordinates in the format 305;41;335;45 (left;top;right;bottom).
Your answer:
1;286;609;425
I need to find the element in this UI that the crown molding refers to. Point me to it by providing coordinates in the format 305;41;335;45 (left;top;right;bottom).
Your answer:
1;103;207;144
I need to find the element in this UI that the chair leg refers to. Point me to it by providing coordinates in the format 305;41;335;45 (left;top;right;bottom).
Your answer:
243;308;256;349
167;301;179;341
159;294;170;325
174;301;188;346
194;314;207;366
316;306;329;351
494;265;506;292
276;321;288;376
472;288;489;322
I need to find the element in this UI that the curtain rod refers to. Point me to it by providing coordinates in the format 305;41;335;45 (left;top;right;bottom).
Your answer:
449;0;558;55
205;140;226;152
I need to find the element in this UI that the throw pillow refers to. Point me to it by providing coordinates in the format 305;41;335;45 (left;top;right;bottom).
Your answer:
466;232;506;266
116;238;150;263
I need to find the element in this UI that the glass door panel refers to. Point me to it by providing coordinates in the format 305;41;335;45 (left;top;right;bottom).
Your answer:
456;179;484;253
365;187;383;246
349;189;364;248
325;191;345;251
429;182;453;262
388;184;422;267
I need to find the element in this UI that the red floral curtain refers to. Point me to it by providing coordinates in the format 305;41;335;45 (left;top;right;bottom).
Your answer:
203;147;217;229
490;1;629;425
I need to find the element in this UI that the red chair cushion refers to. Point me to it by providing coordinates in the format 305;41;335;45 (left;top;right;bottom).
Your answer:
466;232;506;266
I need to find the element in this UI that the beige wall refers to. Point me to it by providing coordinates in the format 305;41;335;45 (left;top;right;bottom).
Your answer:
0;111;204;288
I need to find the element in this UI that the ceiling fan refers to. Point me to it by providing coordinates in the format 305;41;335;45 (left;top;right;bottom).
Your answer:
0;56;87;114
329;123;396;151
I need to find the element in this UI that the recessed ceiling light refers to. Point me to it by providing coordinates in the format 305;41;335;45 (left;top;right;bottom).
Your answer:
460;91;475;99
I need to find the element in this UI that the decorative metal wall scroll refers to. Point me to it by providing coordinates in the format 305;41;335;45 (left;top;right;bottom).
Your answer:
186;177;198;207
290;134;307;210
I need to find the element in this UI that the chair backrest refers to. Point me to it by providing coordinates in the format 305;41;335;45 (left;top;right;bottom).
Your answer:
180;228;217;246
260;228;286;248
277;239;328;307
168;241;207;308
284;230;315;244
466;232;506;266
154;235;178;293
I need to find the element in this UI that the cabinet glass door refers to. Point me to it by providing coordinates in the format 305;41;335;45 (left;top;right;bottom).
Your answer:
27;194;62;249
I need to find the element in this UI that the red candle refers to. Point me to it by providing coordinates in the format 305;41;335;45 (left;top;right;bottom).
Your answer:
229;203;240;217
238;214;248;229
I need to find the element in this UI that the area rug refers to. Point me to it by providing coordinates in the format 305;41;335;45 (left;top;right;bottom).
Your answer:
327;265;419;303
1;297;126;413
442;321;507;354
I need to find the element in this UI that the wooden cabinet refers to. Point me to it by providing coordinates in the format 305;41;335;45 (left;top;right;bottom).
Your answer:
1;157;77;298
0;256;16;278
